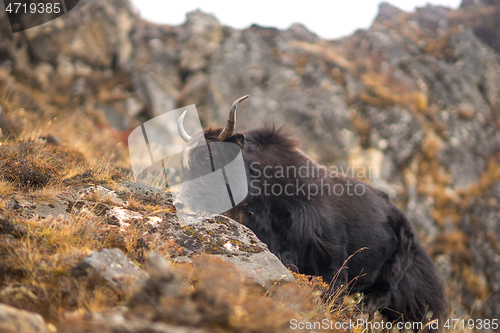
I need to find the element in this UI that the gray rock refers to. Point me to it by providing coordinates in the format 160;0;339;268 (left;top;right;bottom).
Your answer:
223;250;296;288
414;5;451;36
0;303;51;333
459;1;500;54
375;2;405;23
118;180;173;203
164;214;295;288
434;254;452;283
96;103;131;131
285;23;320;43
364;105;424;171
405;188;438;240
463;180;500;318
130;252;183;306
2;183;130;220
91;310;212;333
72;248;149;294
0;218;26;238
147;251;176;277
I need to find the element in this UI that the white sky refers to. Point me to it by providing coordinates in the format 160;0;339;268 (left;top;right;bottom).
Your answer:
129;0;462;40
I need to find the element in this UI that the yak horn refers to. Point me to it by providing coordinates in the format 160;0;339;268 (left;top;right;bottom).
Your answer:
177;110;191;142
218;95;249;141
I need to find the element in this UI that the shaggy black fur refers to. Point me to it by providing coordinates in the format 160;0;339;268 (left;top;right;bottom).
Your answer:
181;126;445;327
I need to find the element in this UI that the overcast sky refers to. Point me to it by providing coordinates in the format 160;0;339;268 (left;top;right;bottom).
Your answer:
129;0;462;40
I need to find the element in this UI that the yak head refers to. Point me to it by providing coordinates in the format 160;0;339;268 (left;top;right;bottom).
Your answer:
173;96;249;216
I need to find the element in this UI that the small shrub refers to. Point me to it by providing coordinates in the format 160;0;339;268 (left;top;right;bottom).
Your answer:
0;140;60;189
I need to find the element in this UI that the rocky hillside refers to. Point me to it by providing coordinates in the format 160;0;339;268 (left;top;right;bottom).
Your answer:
1;0;500;331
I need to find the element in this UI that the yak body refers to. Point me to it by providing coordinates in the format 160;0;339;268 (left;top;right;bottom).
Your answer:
176;125;445;325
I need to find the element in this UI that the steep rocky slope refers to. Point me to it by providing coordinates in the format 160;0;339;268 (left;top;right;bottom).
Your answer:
1;0;500;329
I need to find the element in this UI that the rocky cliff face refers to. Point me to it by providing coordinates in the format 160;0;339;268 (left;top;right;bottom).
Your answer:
1;0;500;325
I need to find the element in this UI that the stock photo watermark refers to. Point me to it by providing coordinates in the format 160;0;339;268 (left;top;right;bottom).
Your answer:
3;0;80;32
127;104;248;223
290;318;499;331
248;160;378;199
128;102;380;221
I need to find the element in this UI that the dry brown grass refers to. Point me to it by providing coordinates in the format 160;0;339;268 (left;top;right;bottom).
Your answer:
0;214;115;322
0;140;79;189
124;191;175;214
0;180;15;196
126;255;352;333
0;66;131;200
0;205;356;332
360;72;429;112
0;65;137;326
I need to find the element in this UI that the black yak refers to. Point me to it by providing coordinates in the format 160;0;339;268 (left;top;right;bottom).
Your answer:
174;96;445;327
